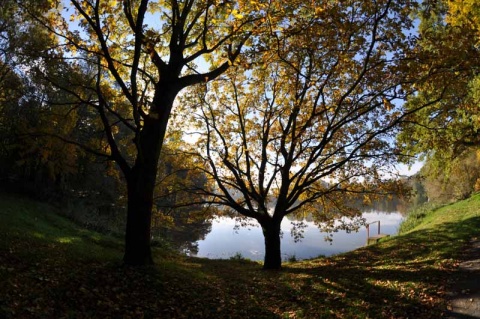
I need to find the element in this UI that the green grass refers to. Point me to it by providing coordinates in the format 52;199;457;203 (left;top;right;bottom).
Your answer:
1;192;480;318
398;202;443;233
0;193;123;262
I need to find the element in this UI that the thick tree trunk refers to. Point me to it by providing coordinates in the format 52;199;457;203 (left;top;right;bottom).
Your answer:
123;167;155;265
262;221;282;270
123;117;167;265
121;82;176;266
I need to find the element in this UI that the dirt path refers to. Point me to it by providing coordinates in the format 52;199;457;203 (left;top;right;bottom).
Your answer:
447;238;480;318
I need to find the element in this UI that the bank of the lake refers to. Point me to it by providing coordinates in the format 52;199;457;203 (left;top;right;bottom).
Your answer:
1;192;479;318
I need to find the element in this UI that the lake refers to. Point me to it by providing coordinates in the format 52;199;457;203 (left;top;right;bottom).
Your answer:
193;211;403;261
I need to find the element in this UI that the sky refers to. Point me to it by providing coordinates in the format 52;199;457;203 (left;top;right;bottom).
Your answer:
394;161;423;177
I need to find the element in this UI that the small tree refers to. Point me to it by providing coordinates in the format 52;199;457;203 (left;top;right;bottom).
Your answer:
187;0;419;269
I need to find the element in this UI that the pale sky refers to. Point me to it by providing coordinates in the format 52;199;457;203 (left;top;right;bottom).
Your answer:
394;161;423;177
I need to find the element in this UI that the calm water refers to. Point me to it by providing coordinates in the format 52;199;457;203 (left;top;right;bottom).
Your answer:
194;211;403;261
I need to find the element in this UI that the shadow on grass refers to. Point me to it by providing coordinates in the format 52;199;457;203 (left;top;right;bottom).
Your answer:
2;191;479;318
273;215;480;318
1;237;279;319
179;215;480;318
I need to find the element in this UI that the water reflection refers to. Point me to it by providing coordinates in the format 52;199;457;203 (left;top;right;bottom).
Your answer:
193;211;403;261
152;216;212;254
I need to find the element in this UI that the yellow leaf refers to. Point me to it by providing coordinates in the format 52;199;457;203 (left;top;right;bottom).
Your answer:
231;9;243;19
383;98;392;111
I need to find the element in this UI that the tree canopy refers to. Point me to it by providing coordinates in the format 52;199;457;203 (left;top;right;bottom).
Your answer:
398;0;480;173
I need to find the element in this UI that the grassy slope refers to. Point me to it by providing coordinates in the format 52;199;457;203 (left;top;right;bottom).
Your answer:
1;193;479;318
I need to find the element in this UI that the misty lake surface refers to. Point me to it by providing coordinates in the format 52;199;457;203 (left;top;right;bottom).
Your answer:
194;211;403;261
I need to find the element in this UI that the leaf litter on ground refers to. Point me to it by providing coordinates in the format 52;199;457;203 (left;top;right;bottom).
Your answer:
1;193;480;318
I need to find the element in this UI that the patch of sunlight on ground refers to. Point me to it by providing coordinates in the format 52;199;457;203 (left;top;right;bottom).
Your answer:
56;237;80;244
31;232;45;239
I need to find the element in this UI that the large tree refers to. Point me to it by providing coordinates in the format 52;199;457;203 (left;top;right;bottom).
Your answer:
14;0;272;265
186;0;419;269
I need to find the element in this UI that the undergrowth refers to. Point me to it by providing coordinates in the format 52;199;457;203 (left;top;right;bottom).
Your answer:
399;202;443;234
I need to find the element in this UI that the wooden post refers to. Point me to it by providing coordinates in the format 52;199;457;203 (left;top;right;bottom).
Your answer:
366;220;389;245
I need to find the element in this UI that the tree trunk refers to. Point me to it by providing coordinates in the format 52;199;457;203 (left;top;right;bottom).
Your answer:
123;166;156;265
262;220;282;270
123;115;167;265
122;82;176;266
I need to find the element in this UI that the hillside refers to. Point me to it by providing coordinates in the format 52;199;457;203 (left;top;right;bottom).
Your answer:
1;192;480;318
